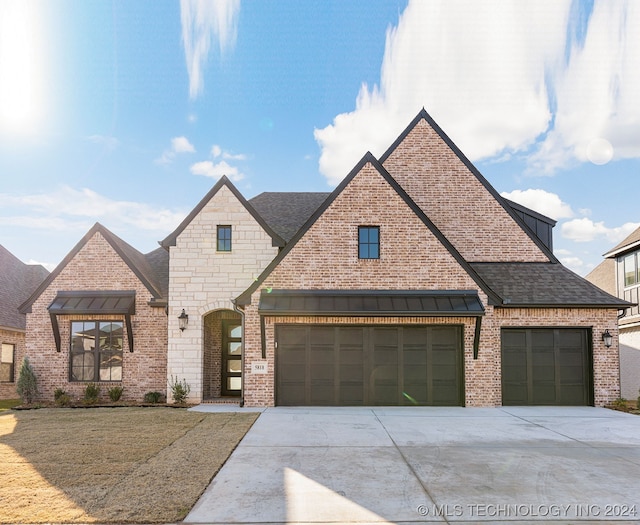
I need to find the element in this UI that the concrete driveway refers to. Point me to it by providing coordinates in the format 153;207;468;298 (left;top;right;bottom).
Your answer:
185;406;640;524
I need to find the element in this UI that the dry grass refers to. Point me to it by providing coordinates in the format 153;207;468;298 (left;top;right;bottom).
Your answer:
0;407;258;523
0;399;20;411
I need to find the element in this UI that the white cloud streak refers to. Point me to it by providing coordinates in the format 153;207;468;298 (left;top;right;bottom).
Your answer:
156;136;196;165
190;160;244;181
86;134;119;151
561;218;640;243
180;0;241;99
500;189;574;221
315;0;640;185
0;187;186;234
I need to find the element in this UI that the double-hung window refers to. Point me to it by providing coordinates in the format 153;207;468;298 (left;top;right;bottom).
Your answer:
217;225;232;252
358;226;380;259
0;343;14;382
70;321;123;382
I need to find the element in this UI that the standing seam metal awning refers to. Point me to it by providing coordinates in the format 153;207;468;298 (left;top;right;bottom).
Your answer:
258;289;485;316
257;289;485;360
48;291;136;352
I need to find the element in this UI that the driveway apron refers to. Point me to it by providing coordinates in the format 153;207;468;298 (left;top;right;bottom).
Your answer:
184;406;640;524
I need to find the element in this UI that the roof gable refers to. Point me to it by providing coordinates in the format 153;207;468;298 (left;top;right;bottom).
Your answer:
603;225;640;258
19;223;167;313
160;175;285;248
380;109;558;263
237;152;501;305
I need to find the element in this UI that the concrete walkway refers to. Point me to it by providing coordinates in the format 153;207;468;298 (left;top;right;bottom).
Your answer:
185;406;640;524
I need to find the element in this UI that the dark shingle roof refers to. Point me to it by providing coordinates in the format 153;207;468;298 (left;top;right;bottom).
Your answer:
470;262;632;307
145;247;169;300
0;245;49;330
249;192;330;242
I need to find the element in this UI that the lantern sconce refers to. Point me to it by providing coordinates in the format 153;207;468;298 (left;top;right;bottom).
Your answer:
602;329;613;348
178;309;189;332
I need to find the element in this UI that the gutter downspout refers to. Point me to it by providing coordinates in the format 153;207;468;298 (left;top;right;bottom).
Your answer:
231;298;245;408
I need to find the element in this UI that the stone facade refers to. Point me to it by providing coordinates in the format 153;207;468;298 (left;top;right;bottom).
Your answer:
166;184;279;402
22;232;167;402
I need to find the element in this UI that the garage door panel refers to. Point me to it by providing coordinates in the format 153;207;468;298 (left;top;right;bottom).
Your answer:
502;328;592;406
277;325;463;406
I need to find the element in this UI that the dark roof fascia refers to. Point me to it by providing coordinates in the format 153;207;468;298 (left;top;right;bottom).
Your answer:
160;175;285;248
504;199;557;227
604;240;640;259
19;223;163;313
378;109;559;263
236;152;503;306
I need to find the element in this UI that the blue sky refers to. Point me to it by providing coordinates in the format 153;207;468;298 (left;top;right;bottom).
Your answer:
0;0;639;277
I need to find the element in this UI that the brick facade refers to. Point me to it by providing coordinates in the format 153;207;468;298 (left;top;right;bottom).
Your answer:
22;232;167;402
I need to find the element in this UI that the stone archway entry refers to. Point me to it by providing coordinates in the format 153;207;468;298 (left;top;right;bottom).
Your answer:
203;309;241;400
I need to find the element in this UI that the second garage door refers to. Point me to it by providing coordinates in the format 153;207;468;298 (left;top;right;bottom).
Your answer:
276;325;463;406
501;328;593;405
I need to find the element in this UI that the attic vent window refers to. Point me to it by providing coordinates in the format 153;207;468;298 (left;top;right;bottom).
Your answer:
358;226;379;259
217;225;232;252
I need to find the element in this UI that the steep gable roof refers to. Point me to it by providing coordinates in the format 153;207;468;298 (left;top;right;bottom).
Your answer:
249;192;330;242
236;152;503;306
0;245;49;330
160;175;286;248
19;223;168;313
603;225;640;258
380;109;558;263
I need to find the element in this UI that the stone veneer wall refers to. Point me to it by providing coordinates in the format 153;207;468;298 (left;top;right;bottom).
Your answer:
0;328;22;399
167;184;279;402
22;233;167;402
382;119;549;263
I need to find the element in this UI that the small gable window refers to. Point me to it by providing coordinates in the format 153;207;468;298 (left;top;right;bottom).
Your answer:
359;226;380;259
217;225;232;252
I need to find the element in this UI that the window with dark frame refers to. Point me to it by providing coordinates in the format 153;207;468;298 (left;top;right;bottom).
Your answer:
70;321;123;382
0;343;15;382
624;252;638;287
217;225;232;252
358;226;380;259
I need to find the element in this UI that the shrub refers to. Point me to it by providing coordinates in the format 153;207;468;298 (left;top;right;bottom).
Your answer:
56;393;72;407
168;376;191;404
53;388;66;401
16;357;38;404
143;391;164;404
83;383;100;404
108;386;124;402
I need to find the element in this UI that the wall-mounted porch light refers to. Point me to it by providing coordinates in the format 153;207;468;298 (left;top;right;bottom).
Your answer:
178;309;189;332
602;329;613;348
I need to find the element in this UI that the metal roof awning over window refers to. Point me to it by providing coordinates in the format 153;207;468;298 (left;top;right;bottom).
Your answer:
258;289;485;317
48;291;136;352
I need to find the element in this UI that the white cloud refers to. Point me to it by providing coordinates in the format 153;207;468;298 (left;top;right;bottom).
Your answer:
172;136;195;153
559;256;586;273
561;218;640;243
500;189;574;220
315;0;571;185
0;187;186;234
26;258;56;272
528;1;640;173
190;160;244;181
86;134;119;151
222;151;246;161
180;0;240;99
211;144;222;158
155;136;196;164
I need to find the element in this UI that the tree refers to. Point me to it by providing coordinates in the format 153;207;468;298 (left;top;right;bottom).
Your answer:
16;357;38;404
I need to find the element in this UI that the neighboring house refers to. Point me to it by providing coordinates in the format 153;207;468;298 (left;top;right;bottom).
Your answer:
18;110;630;407
587;227;640;399
0;245;49;399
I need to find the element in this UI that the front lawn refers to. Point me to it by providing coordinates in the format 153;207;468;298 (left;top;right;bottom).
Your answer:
0;399;20;412
0;407;258;523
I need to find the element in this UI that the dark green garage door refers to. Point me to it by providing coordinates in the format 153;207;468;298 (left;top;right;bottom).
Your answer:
276;325;463;406
502;328;592;405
